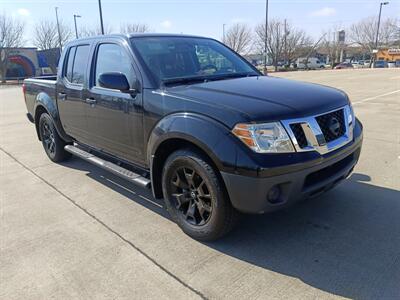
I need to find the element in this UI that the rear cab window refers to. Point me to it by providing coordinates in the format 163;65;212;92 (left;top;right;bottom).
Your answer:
63;44;90;85
65;47;76;82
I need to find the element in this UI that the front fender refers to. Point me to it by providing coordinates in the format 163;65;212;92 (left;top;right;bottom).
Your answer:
148;113;241;173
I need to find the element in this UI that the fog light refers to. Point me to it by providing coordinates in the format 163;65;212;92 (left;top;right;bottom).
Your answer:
267;185;281;204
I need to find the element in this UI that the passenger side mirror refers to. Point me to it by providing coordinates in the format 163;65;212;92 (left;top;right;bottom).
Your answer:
129;78;141;94
98;72;140;94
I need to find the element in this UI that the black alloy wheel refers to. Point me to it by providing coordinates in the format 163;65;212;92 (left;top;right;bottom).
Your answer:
39;113;71;162
41;119;56;156
162;148;239;241
169;166;213;226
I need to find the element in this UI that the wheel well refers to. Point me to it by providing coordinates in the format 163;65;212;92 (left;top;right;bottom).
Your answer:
151;138;224;199
34;105;47;141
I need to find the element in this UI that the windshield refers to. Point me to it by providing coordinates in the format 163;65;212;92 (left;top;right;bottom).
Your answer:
130;36;259;84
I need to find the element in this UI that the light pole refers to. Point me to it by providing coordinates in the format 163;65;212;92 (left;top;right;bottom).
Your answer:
374;2;389;50
54;7;63;53
73;14;81;39
264;0;269;74
223;23;226;43
284;19;287;66
98;0;105;34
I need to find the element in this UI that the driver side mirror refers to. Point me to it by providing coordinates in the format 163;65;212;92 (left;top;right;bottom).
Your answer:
98;72;140;95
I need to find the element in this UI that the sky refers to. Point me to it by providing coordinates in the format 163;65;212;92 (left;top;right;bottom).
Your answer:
1;0;399;46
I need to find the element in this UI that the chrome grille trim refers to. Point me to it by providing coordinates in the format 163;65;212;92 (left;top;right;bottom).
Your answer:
281;105;353;155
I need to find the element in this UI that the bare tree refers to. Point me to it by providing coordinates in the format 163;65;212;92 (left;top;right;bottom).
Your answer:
79;24;113;38
0;14;25;82
120;22;151;34
319;28;343;67
349;16;399;53
33;19;73;50
224;23;253;54
255;19;313;70
302;34;327;69
283;24;313;66
379;17;399;46
255;19;285;71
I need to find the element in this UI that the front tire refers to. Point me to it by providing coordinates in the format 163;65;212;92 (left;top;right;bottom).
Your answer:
39;113;71;162
162;149;239;241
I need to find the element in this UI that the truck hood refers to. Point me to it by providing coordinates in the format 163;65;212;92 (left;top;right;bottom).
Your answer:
165;76;349;124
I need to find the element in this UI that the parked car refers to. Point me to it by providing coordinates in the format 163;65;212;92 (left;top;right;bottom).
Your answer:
374;60;388;68
359;60;372;68
334;62;354;69
387;61;396;68
23;34;363;241
296;57;325;69
396;60;400;68
351;61;363;69
358;61;369;68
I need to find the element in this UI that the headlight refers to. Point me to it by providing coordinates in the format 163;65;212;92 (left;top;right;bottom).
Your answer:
346;103;355;131
348;104;354;126
232;122;295;153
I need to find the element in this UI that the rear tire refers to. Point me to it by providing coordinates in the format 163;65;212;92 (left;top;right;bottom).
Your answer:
39;113;71;162
162;148;239;241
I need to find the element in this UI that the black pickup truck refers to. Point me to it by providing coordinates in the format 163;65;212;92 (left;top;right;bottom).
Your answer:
23;34;363;240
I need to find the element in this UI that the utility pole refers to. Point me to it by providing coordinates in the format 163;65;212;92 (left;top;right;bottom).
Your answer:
264;0;269;74
73;14;81;39
98;0;105;34
55;7;63;53
373;1;389;66
375;2;389;50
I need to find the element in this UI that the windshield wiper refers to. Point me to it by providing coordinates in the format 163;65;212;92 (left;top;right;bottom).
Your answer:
207;72;259;81
163;72;258;86
162;76;209;86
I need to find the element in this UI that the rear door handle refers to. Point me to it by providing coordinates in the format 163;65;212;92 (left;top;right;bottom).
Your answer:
86;98;97;105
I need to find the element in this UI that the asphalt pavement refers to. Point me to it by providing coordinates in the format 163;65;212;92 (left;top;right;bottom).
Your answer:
1;68;399;299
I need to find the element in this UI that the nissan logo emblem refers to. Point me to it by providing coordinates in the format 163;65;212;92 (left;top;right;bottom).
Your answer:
329;117;341;136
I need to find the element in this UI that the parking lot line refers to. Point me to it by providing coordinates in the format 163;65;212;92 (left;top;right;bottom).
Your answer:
0;146;206;300
2;69;400;299
352;90;400;105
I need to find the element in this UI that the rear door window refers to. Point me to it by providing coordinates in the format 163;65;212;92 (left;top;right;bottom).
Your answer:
65;47;76;82
71;45;90;84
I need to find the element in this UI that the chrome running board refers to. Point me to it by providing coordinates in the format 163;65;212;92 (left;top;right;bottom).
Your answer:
64;145;151;189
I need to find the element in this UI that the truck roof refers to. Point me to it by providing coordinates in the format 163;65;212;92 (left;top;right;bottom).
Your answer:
68;33;210;44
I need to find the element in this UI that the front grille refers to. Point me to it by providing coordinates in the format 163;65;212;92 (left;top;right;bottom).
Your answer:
315;109;346;143
281;105;351;155
290;123;308;148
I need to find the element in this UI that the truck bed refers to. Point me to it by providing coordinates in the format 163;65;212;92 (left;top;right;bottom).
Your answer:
23;76;58;119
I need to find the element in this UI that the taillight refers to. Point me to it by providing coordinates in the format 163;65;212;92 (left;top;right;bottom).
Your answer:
22;83;27;103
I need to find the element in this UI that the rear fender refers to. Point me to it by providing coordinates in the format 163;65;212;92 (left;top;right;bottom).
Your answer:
34;92;72;142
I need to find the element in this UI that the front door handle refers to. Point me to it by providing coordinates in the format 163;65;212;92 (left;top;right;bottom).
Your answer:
58;92;67;101
86;98;97;105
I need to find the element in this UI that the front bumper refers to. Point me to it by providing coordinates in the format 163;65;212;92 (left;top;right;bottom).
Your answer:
222;120;363;214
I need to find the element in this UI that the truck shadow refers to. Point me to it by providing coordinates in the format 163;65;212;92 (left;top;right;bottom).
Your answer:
208;173;400;299
61;158;169;218
61;158;400;299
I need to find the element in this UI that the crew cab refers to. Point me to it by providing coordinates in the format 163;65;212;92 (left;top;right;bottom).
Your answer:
23;34;363;241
